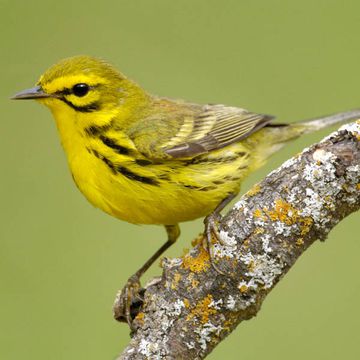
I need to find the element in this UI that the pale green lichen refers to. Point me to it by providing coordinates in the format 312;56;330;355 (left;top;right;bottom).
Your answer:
225;295;236;310
240;252;283;290
215;230;237;258
194;321;223;352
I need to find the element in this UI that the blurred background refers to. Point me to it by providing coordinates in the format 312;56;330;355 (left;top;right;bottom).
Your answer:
1;1;359;359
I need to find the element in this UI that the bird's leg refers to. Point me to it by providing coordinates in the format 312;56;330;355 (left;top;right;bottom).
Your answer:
204;193;236;274
113;224;180;328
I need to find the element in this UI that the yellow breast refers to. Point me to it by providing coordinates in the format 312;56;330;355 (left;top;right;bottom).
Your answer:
49;100;256;225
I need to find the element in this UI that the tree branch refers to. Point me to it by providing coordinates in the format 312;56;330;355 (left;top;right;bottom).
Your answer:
118;121;360;359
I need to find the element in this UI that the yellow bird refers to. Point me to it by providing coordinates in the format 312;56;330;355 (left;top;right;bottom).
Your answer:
12;55;360;324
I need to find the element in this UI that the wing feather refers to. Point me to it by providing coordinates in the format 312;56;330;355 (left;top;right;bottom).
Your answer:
164;104;274;158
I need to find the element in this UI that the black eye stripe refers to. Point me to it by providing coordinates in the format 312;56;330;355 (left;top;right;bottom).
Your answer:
52;84;101;111
55;83;100;96
56;88;72;96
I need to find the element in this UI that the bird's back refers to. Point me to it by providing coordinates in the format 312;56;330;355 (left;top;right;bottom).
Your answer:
58;96;284;225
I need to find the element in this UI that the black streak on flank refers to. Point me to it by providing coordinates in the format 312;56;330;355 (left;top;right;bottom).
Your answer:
116;166;159;185
99;135;131;155
91;149;117;174
135;159;153;166
85;123;113;137
90;149;158;185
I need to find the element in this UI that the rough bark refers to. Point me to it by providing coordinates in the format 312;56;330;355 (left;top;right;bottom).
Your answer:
118;121;360;359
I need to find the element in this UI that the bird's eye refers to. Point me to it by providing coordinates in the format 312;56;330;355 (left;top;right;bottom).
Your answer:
72;83;89;97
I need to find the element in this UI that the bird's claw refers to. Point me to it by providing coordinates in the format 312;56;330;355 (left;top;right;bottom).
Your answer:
113;274;145;330
204;213;226;275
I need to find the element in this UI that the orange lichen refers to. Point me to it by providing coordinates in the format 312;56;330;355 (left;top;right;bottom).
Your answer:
135;312;145;325
186;294;216;324
243;238;250;249
186;272;195;291
221;313;241;335
253;208;268;222
324;195;332;202
247;184;261;197
261;199;313;237
182;246;210;273
254;227;265;235
253;209;264;218
265;199;299;225
191;278;200;288
223;319;233;332
355;122;360;139
247;259;255;272
296;238;304;246
299;217;313;236
171;272;181;290
239;284;248;293
357;183;360;190
184;298;190;308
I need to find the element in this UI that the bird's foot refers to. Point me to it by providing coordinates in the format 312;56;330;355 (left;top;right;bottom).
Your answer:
204;212;226;275
113;274;145;330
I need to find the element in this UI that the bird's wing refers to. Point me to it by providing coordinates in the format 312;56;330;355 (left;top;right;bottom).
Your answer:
162;104;275;158
127;102;275;160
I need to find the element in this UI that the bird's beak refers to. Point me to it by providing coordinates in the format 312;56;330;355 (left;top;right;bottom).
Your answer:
11;85;50;100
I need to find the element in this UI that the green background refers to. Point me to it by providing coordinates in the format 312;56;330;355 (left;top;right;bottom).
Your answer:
1;1;359;359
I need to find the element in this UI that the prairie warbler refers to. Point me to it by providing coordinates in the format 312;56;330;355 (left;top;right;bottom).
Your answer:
12;56;360;325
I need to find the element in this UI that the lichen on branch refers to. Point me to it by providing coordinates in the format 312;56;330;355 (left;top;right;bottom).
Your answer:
119;121;360;360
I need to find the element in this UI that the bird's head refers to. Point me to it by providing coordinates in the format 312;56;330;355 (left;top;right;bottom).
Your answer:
12;55;148;128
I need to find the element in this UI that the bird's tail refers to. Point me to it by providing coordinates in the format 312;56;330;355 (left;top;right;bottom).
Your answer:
292;109;360;135
254;109;360;163
264;109;360;146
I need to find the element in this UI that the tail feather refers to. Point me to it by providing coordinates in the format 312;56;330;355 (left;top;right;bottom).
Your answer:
295;109;360;134
259;109;360;158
